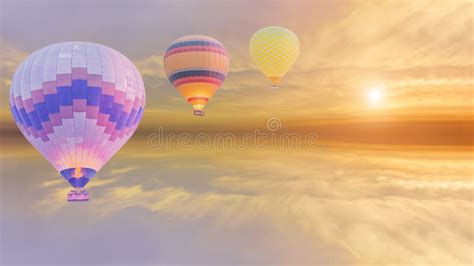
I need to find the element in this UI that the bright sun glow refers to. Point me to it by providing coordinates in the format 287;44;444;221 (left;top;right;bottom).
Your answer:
368;86;383;102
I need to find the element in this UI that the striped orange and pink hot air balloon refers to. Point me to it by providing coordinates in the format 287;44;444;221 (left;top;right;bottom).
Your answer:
163;35;229;116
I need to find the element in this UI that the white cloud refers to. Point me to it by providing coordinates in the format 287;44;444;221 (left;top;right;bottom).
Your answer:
31;148;474;265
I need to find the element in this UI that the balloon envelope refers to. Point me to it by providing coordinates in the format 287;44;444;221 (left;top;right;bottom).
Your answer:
163;35;229;115
249;26;300;88
9;41;146;191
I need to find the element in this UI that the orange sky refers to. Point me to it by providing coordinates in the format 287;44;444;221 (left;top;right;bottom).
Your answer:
0;1;473;265
1;1;472;149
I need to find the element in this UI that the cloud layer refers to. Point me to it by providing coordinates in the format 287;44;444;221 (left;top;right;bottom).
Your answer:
2;144;472;265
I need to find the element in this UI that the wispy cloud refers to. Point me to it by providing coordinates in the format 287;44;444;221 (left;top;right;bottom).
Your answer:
25;148;474;265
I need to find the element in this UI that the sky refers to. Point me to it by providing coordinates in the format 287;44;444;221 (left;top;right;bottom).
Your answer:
0;0;473;265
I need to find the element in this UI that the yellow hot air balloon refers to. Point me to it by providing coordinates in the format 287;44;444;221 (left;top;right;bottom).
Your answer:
164;35;229;116
249;26;300;89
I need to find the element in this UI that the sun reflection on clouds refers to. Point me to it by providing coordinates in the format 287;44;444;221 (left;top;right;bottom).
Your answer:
19;147;472;264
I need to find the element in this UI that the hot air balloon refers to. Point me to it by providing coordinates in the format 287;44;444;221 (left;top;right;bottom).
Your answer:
9;41;146;201
163;35;229;116
249;26;300;89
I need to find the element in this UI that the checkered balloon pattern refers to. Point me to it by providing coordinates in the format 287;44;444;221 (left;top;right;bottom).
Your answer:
249;26;300;85
9;42;146;188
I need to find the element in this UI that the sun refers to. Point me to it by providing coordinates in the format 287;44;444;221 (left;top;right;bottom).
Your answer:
368;86;384;102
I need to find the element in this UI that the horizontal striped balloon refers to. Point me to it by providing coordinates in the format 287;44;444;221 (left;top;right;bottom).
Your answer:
164;35;229;116
9;42;145;198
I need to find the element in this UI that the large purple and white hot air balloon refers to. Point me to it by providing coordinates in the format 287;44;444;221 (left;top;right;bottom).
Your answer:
9;42;146;201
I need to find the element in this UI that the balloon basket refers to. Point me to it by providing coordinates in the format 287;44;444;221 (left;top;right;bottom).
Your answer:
270;85;279;89
67;189;89;202
193;110;205;116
